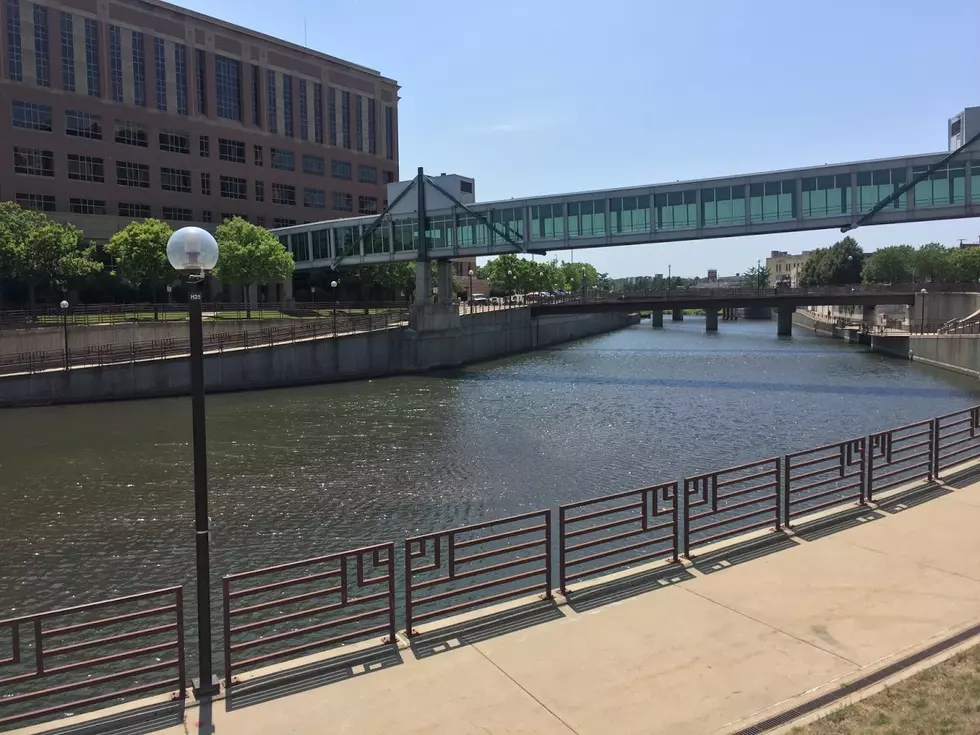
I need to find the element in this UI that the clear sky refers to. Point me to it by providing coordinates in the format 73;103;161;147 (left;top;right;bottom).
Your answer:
181;0;980;278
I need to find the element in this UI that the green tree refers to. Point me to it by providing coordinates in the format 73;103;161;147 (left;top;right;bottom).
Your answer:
213;217;295;314
861;245;915;283
559;261;599;291
950;247;980;283
104;218;174;305
798;237;864;286
742;264;771;291
912;242;954;282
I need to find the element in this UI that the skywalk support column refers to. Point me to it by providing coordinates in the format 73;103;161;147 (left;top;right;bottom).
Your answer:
672;308;684;322
651;309;663;327
705;307;719;331
777;305;795;336
408;167;460;332
436;261;454;305
862;304;876;327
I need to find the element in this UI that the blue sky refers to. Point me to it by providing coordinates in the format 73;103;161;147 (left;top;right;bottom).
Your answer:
182;0;980;278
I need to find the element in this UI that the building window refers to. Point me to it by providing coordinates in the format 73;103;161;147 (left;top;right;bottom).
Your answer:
255;215;266;227
132;31;146;107
368;100;377;155
385;105;394;160
160;167;191;192
108;26;123;102
119;202;152;218
11;101;53;131
384;170;395;184
355;94;363;152
331;159;351;180
282;74;294;137
273;218;296;228
328;87;337;146
253;144;263;166
313;83;323;144
163;206;193;222
272;183;296;206
159;130;190;154
33;4;50;87
219;175;247;199
154;38;167;111
341;90;350;149
266;70;277;134
251;64;260;127
115;120;147;147
70;197;106;215
332;191;353;212
116;161;150;188
302;154;324;176
254;180;264;202
16;193;56;211
303;187;325;209
199;135;209;157
84;19;100;96
66;110;101;139
60;12;75;92
299;81;308;141
201;172;211;195
358;195;378;215
67;154;104;182
201;209;212;223
175;43;188;115
214;55;241;121
6;0;22;81
218;138;246;163
271;148;294;171
195;49;206;115
358;164;377;185
14;147;54;177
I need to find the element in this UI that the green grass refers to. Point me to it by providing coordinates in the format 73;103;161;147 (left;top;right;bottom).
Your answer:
28;306;406;326
792;643;980;734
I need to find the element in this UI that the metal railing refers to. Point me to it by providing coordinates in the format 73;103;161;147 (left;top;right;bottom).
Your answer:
404;510;552;636
0;587;185;729
784;438;866;524
558;483;677;592
936;407;980;474
911;321;980;335
868;420;936;500
0;309;410;376
221;543;396;690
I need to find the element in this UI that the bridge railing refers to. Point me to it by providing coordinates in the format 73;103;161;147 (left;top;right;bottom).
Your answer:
0;587;185;729
868;420;936;500
784;438;866;524
936;407;980;475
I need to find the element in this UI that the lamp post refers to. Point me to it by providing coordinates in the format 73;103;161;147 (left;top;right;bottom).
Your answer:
331;280;338;334
468;269;474;311
59;300;69;371
166;226;220;698
166;284;173;304
919;287;927;334
668;264;672;294
507;269;513;307
311;285;317;309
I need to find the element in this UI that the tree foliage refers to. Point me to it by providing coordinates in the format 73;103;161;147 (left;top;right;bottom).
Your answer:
950;247;980;283
104;218;174;297
861;245;916;283
912;242;955;282
797;237;864;286
213;217;294;297
478;254;601;295
743;264;771;290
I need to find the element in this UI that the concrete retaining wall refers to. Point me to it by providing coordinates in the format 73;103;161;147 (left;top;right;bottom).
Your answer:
0;309;635;408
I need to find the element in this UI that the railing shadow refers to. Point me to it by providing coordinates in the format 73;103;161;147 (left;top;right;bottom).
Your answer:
564;564;691;614
791;506;885;543
688;533;798;575
12;700;185;735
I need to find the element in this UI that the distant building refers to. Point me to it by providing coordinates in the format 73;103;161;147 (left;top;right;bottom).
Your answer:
707;269;718;282
766;250;812;287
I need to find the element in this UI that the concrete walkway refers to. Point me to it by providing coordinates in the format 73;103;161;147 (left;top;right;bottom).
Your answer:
17;472;980;735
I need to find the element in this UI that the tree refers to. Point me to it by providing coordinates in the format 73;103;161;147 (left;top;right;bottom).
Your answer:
104;219;174;306
743;263;771;291
798;236;864;286
861;245;915;283
912;242;954;282
213;217;295;313
950;247;980;283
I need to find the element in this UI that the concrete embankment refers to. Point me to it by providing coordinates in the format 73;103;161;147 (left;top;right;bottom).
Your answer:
794;310;979;379
0;309;637;407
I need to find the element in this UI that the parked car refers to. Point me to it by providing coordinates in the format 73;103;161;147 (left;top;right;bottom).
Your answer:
472;293;489;304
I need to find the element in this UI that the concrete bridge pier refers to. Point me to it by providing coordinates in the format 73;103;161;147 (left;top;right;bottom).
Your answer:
722;307;738;321
409;261;460;332
863;304;876;327
705;308;719;331
650;309;663;327
672;308;684;322
777;305;796;336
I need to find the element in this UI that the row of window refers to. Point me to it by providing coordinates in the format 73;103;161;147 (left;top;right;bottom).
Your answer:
11;102;393;183
6;10;395;158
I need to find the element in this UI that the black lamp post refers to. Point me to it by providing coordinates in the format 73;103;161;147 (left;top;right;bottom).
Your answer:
331;280;338;334
919;288;927;334
166;226;220;698
311;285;317;309
507;269;513;307
468;269;474;310
59;300;70;370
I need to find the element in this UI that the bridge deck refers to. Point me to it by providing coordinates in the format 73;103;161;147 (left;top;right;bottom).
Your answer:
273;149;980;269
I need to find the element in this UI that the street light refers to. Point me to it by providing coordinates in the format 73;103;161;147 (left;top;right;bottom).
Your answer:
59;300;69;371
311;285;317;309
468;269;474;310
507;269;513;307
919;287;927;334
166;226;220;698
331;280;338;334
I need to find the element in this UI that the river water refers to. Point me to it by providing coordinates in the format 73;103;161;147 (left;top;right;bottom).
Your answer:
2;317;979;617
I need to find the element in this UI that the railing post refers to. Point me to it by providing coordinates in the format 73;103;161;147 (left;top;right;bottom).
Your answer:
782;454;792;528
175;587;187;698
544;509;553;598
403;540;413;638
866;434;874;502
222;579;232;690
557;506;567;593
774;457;782;531
931;417;940;480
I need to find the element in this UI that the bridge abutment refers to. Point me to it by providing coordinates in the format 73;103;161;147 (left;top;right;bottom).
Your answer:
650;309;663;327
777;306;796;336
409;261;461;332
863;304;876;326
705;308;719;331
672;308;684;322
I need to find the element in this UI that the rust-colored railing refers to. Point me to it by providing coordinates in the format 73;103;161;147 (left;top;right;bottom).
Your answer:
682;459;781;556
0;587;185;729
221;543;396;690
558;483;677;592
404;510;551;636
868;420;935;499
935;407;980;475
784;438;866;524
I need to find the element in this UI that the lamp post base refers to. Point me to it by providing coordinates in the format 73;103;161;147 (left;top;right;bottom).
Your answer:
192;676;221;698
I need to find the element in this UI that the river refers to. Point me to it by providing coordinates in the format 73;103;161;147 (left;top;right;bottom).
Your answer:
2;317;978;617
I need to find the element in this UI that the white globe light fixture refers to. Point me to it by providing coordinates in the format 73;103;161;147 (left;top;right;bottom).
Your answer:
59;300;69;310
167;227;219;280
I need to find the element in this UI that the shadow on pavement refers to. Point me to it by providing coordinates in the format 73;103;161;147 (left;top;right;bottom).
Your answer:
876;482;953;514
792;506;885;543
18;701;185;735
565;563;692;614
690;532;798;575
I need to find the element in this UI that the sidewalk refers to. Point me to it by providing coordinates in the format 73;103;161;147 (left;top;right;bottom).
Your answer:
18;471;980;735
